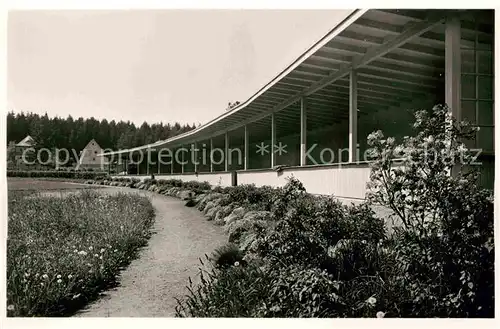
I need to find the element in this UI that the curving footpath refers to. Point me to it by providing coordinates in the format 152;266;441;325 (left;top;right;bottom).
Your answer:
74;187;226;317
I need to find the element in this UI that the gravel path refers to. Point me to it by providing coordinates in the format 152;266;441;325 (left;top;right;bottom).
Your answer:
74;188;226;317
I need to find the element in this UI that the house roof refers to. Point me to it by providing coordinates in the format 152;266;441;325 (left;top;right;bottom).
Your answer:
16;135;35;147
82;139;102;151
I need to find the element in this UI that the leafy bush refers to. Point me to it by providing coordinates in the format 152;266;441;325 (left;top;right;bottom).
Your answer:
184;181;211;191
175;261;272;317
176;104;494;318
366;104;494;317
221;184;275;210
7;190;155;316
255;265;344;317
7;170;109;180
210;243;245;269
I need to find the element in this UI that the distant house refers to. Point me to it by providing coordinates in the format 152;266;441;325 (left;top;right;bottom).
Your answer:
78;139;108;170
7;135;36;169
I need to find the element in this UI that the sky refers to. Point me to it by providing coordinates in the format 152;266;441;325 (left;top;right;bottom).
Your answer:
8;9;352;126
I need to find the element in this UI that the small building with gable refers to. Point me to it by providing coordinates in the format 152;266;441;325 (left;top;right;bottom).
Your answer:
7;135;37;169
78;139;108;170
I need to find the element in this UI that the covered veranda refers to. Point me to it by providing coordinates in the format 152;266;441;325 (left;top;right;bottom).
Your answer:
102;9;494;200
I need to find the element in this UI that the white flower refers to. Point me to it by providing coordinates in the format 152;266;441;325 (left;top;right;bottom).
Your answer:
94;254;99;257
366;296;377;306
100;248;105;253
376;311;385;318
68;274;73;279
7;304;15;311
56;274;61;279
99;256;103;260
234;261;240;267
88;246;93;251
78;250;88;256
57;279;62;284
42;274;49;279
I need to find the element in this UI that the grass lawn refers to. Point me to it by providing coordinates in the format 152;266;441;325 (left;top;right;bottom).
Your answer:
7;177;104;191
6;182;155;317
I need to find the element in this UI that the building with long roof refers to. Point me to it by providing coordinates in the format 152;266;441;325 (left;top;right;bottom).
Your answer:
101;9;495;201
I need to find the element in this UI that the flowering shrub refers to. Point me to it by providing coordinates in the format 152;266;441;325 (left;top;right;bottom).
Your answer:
255;266;343;317
217;184;276;210
7;190;155;316
184;181;211;192
211;243;245;269
175;260;273;317
156;179;183;187
366;104;494;317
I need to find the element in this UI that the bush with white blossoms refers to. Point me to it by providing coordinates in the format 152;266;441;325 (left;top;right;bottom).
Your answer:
176;104;494;318
366;104;494;317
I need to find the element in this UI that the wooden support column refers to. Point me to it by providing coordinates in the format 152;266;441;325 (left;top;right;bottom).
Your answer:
349;70;358;163
271;113;276;168
170;148;174;174
146;149;150;176
244;125;249;170
134;153;139;176
181;145;185;174
445;15;461;121
157;150;161;174
300;97;307;166
210;139;214;172
445;15;461;177
224;133;229;172
193;142;198;172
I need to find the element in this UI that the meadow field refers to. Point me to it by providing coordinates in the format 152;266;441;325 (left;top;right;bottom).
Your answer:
6;179;155;316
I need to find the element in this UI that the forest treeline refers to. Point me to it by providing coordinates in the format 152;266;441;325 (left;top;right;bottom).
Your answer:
7;111;198;151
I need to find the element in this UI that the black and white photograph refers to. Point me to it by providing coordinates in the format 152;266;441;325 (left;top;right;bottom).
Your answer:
2;2;497;323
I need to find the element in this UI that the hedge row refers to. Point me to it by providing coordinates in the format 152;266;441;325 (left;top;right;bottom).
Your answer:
88;176;212;193
7;170;110;180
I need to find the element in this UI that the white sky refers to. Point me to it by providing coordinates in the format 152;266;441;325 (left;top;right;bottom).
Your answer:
7;9;352;126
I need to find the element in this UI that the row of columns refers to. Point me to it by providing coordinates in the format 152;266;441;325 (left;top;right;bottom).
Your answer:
123;73;361;176
120;15;460;176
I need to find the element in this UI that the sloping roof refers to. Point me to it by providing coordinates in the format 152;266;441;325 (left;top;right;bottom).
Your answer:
82;139;102;151
99;9;493;157
16;135;35;147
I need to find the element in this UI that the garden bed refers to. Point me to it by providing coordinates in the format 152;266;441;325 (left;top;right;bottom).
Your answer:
6;189;155;316
80;168;495;318
80;104;495;318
